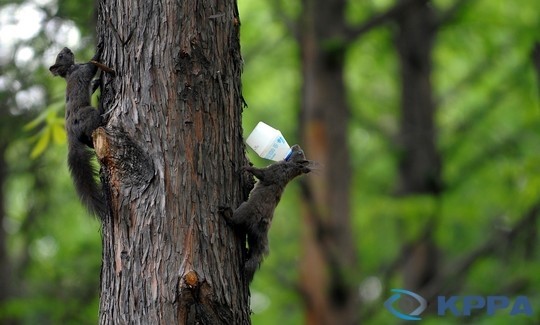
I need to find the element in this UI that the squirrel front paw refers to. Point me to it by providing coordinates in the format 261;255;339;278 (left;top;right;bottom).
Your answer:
218;206;234;221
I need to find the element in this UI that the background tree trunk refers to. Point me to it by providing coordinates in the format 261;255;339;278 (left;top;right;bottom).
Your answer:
394;0;441;296
298;0;358;324
395;0;441;196
95;0;251;323
0;140;12;324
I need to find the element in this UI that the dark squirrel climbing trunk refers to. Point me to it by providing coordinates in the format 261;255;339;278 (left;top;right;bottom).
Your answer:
220;145;312;283
49;45;109;220
95;0;251;323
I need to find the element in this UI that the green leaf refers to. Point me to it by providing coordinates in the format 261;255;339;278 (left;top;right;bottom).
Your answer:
23;111;48;132
30;129;51;159
51;123;67;145
23;101;64;131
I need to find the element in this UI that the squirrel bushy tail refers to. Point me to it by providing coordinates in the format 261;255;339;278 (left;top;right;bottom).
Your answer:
68;142;107;219
244;230;269;282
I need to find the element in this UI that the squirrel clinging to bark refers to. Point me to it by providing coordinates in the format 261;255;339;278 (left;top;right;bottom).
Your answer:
49;43;108;219
221;144;312;282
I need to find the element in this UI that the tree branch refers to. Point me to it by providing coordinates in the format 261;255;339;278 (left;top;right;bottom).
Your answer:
436;0;471;26
445;133;520;192
269;0;300;41
531;42;540;94
422;201;540;302
344;0;428;43
436;57;494;107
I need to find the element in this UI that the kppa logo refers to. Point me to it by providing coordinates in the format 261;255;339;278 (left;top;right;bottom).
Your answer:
384;289;533;321
384;289;427;321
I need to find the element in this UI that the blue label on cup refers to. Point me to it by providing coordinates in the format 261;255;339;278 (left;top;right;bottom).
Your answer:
265;148;276;159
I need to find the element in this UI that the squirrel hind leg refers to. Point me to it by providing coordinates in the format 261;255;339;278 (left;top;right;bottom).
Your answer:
73;106;103;144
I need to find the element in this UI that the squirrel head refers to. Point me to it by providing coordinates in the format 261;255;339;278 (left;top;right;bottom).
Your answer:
287;144;306;162
287;144;312;175
49;47;75;78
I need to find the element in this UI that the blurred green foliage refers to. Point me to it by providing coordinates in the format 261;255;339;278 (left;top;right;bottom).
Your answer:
1;0;539;324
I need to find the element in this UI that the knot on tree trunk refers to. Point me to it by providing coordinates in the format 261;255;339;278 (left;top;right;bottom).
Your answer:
94;127;155;188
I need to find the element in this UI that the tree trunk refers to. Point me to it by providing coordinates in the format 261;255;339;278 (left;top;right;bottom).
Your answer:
395;0;441;196
394;0;441;293
0;141;13;324
532;42;540;93
298;0;358;324
95;0;251;323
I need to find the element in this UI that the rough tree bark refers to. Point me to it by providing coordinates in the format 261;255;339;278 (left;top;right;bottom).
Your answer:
94;0;251;323
298;0;358;324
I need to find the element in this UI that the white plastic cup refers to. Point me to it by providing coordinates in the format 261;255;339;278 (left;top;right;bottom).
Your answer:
246;122;292;161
